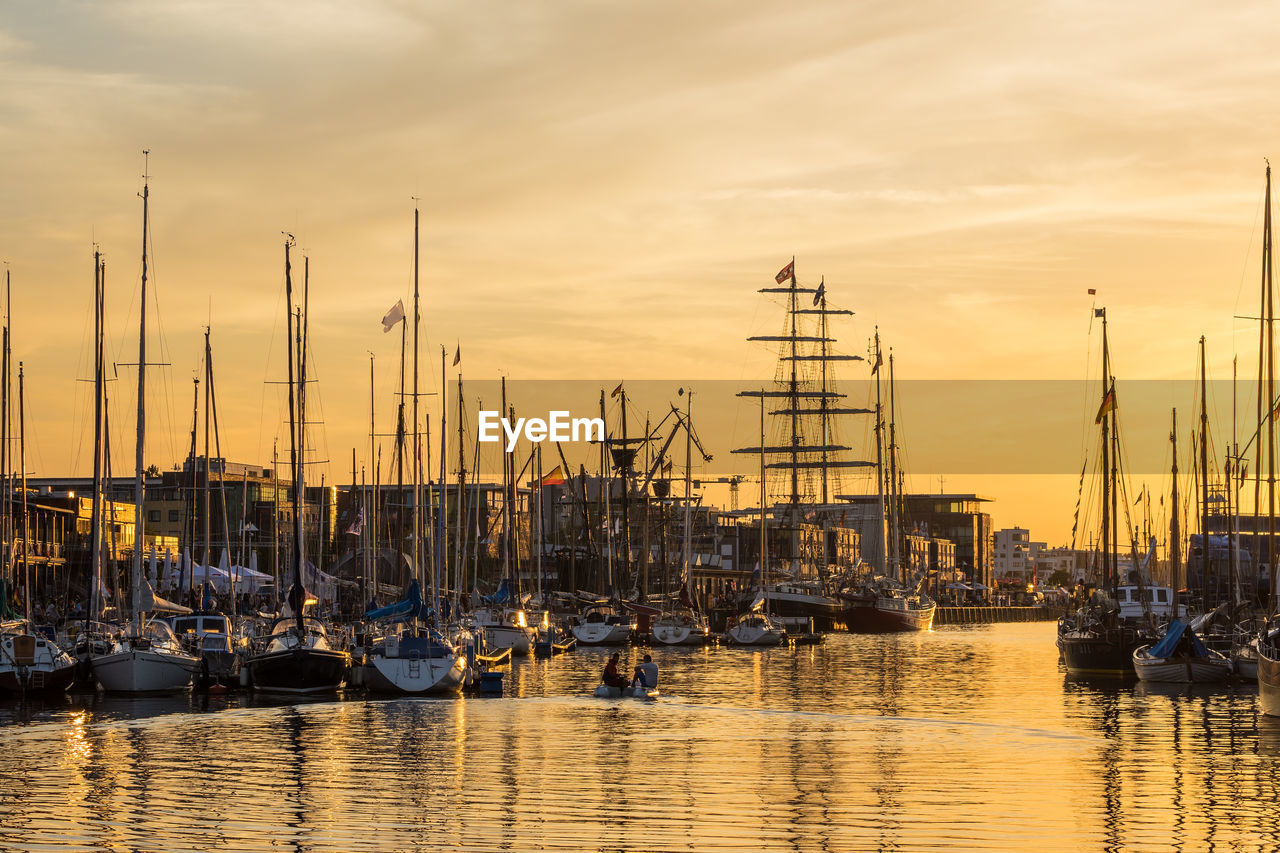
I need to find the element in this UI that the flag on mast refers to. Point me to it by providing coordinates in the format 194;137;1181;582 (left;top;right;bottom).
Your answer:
381;299;406;332
775;259;794;284
813;278;825;306
539;465;565;487
611;382;623;398
1095;387;1116;424
453;344;461;366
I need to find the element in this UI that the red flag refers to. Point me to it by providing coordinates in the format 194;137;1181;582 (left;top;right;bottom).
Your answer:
611;382;623;398
539;465;565;487
775;259;794;284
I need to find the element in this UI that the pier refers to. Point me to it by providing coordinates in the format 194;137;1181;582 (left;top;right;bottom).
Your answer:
933;605;1063;625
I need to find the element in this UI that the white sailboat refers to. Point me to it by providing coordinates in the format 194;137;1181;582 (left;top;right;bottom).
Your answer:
652;389;710;646
91;157;198;694
727;396;785;646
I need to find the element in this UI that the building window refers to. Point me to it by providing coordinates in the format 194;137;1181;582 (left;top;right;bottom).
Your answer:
168;510;180;523
148;510;160;523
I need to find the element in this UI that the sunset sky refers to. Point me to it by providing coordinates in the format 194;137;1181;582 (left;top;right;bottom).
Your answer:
3;0;1280;545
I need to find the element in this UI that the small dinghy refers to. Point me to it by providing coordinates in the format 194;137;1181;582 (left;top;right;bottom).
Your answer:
593;684;659;699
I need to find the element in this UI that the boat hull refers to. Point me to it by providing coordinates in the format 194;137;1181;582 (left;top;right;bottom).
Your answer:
571;622;632;646
483;626;533;656
91;648;197;694
361;654;465;695
1260;644;1280;716
1132;647;1233;683
725;622;784;646
843;601;935;633
246;647;349;695
0;662;76;695
1060;630;1143;678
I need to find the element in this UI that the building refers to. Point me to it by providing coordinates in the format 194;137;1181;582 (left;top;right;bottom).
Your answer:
993;527;1046;582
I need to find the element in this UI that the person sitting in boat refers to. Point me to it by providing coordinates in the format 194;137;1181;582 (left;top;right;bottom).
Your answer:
602;652;628;688
631;654;658;689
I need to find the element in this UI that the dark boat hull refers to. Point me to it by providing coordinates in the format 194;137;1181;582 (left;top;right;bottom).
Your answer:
1060;628;1144;678
0;663;76;696
843;601;936;633
245;647;348;695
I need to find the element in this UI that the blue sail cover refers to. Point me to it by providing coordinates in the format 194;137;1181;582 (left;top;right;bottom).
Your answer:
482;579;512;607
365;579;428;621
1149;618;1210;659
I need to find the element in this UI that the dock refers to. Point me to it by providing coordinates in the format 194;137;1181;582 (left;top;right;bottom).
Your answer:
934;605;1064;625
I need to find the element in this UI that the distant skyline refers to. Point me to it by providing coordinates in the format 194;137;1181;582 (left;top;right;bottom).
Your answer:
4;1;1280;545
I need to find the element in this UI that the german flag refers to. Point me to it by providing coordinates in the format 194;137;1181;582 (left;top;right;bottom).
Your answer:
1095;387;1116;424
539;465;565;487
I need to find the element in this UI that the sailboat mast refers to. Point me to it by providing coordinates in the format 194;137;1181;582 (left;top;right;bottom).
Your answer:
412;206;422;595
88;252;105;630
1199;336;1210;604
600;390;612;594
1;268;8;593
683;390;693;591
133;153;150;625
1171;409;1181;619
620;388;631;594
19;364;27;624
203;328;213;572
759;390;767;591
888;350;901;581
283;238;304;634
819;278;829;505
1100;309;1111;594
872;329;886;571
1267;164;1277;614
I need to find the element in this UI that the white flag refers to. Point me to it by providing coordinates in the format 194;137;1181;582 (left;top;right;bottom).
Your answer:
381;299;406;332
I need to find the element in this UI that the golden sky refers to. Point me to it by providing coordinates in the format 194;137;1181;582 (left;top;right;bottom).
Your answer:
4;0;1280;545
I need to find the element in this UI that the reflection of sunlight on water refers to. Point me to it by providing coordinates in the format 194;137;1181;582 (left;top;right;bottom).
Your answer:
0;625;1277;851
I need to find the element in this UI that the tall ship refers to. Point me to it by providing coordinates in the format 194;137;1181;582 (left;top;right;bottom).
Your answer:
732;259;872;632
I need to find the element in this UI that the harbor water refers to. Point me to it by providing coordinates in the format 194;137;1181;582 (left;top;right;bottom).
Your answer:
1;623;1277;851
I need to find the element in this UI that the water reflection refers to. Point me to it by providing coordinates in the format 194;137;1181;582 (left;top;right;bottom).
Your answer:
0;625;1276;850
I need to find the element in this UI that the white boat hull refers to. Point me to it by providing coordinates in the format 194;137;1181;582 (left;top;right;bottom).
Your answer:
572;622;631;645
594;684;660;699
92;648;197;693
1132;646;1233;683
362;654;465;695
726;622;784;646
484;626;533;656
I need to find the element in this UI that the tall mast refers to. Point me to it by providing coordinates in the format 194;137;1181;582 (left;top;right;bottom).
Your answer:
683;390;693;593
1170;409;1181;620
1100;308;1111;594
600;390;612;594
873;329;886;571
888;349;901;580
819;278;829;505
88;252;105;630
1267;164;1277;614
203;328;213;572
619;387;632;594
284;237;304;634
133;152;150;625
759;390;767;593
1;267;8;591
18;364;27;624
411;205;421;596
1198;336;1210;604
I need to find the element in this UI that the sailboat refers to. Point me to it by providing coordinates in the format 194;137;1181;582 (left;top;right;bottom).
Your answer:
91;157;199;694
727;391;785;646
733;262;866;631
840;339;936;633
357;207;465;694
651;389;711;646
1057;306;1156;677
0;304;76;694
244;238;349;694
